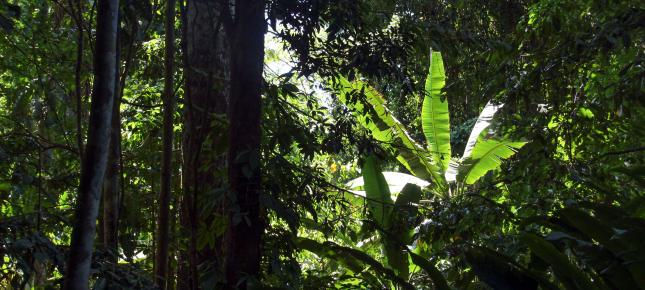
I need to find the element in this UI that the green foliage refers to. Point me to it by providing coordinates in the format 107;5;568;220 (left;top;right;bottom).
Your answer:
360;156;411;278
464;246;540;290
335;52;526;195
361;155;394;228
296;237;414;289
464;203;645;290
422;51;451;172
409;252;450;290
0;0;643;288
0;0;19;32
522;233;599;290
458;139;527;185
333;76;441;183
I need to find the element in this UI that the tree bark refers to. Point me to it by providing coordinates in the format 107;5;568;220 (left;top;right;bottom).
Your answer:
73;0;84;158
102;18;121;260
178;0;230;288
224;0;265;288
63;0;119;289
155;0;176;288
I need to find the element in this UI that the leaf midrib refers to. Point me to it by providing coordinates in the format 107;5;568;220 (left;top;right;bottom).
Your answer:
462;142;510;183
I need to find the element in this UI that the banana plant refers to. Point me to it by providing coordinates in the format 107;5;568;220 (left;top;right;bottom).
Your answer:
335;51;527;196
329;52;526;284
296;155;449;289
307;52;527;287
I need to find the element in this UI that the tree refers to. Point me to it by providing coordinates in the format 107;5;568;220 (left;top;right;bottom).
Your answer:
224;0;266;288
337;52;526;196
154;0;175;288
63;0;119;288
101;16;121;260
178;0;230;288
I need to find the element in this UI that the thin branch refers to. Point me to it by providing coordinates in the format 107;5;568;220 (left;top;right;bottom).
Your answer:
594;146;645;161
120;99;162;109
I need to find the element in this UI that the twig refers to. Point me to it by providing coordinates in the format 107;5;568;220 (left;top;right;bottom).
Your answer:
594;146;645;161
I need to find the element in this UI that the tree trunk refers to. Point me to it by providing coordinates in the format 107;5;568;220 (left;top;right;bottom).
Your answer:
178;0;230;288
73;0;84;158
63;0;119;289
168;190;179;290
224;0;265;288
155;0;176;288
102;20;121;261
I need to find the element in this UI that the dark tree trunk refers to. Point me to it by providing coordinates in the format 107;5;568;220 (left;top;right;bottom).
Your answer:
154;0;176;288
168;191;179;290
63;0;119;289
178;0;230;288
224;0;265;288
102;21;121;260
73;0;84;158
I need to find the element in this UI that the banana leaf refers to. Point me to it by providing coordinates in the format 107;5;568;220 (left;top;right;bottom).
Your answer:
445;101;523;184
461;101;505;160
346;171;430;197
333;76;443;186
361;156;415;278
409;252;451;290
421;51;451;173
521;233;599;290
559;208;645;288
296;238;415;290
458;139;526;184
361;155;394;229
465;247;538;290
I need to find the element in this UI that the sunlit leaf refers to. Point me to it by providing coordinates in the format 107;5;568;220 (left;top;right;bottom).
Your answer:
361;155;393;229
459;139;526;184
421;51;451;173
334;76;443;185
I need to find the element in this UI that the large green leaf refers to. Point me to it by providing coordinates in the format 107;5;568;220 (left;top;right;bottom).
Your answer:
393;184;422;244
346;171;430;197
445;101;504;183
394;183;423;209
382;184;424;279
461;101;505;160
383;239;409;279
559;208;645;288
361;159;424;279
458;139;526;184
421;51;451;173
408;252;450;290
296;238;415;290
521;233;599;290
362;155;394;229
334;76;442;185
465;247;538;290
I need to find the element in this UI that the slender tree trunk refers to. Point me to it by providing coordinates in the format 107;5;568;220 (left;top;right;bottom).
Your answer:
155;0;176;287
178;0;230;288
73;0;84;158
102;19;121;261
177;2;193;287
224;0;265;288
63;0;119;289
102;8;138;263
168;190;179;290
